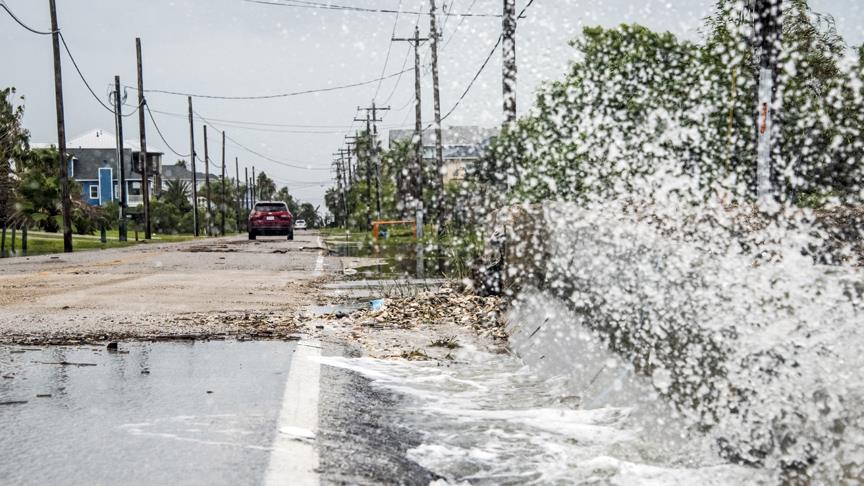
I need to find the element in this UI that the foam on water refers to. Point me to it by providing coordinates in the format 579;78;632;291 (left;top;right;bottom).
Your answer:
320;345;766;484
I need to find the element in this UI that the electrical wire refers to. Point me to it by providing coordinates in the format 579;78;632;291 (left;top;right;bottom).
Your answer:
0;1;57;35
144;103;190;158
120;99;145;118
438;0;537;123
58;33;115;113
148;109;356;129
373;0;403;101
222;131;332;172
134;68;411;101
442;0;479;51
244;0;502;17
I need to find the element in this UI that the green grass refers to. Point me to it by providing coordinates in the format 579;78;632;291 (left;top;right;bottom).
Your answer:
4;231;200;257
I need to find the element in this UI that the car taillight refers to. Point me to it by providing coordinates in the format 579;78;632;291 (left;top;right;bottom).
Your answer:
279;214;291;219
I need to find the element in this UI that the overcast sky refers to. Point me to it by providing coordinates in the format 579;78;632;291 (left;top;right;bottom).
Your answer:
2;0;863;209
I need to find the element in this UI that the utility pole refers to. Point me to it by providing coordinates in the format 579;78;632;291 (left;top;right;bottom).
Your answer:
393;26;429;219
752;0;783;202
235;157;241;232
333;159;348;228
359;103;390;220
220;131;227;236
244;167;250;213
502;0;517;124
429;0;446;232
188;96;199;237
353;111;375;230
203;125;212;236
344;135;358;184
49;0;72;252
252;167;257;205
135;38;151;239
112;76;128;242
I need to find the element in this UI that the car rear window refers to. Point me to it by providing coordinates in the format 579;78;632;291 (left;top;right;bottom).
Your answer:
254;203;288;212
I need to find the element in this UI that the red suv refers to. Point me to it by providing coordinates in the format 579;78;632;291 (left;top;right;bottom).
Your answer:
248;201;294;240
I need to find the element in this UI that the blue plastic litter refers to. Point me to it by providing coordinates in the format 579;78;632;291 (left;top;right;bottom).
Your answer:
370;299;386;311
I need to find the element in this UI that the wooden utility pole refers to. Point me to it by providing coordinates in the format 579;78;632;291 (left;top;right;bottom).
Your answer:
220;131;227;236
49;0;72;252
502;0;517;124
135;38;151;239
235;157;241;231
752;0;783;202
344;135;358;184
252;167;257;205
188;96;199;237
244;167;250;212
203;125;212;236
333;159;348;227
112;76;128;242
353;111;375;230
393;26;429;215
429;0;446;231
359;103;389;220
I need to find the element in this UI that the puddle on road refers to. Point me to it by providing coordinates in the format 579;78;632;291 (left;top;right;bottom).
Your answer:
0;340;297;486
320;346;767;485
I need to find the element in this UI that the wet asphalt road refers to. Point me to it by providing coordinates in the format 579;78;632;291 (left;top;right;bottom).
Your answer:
0;340;436;486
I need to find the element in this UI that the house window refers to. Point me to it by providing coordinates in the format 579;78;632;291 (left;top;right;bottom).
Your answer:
89;185;99;200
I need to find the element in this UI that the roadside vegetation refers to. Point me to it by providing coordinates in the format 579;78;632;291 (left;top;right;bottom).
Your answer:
464;1;863;213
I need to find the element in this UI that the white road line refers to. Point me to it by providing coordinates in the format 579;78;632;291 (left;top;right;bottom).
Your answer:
265;340;322;486
313;235;325;276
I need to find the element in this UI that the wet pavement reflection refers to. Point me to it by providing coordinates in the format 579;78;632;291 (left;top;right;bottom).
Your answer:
0;340;296;486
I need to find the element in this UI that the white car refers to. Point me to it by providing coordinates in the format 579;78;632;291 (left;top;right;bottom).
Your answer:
294;219;307;230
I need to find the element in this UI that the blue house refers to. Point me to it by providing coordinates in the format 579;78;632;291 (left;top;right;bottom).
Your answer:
62;129;163;207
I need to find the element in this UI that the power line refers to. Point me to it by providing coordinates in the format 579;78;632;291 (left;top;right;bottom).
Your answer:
120;99;144;118
58;33;115;113
4;6;142;118
382;40;415;106
439;0;537;123
244;0;503;17
442;0;480;51
149;109;357;129
132;68;412;101
0;1;56;35
373;0;403;101
151;107;408;133
221;131;332;172
145;103;190;157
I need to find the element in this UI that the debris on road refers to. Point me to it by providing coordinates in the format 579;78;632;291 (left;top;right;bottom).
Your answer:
322;286;506;340
0;401;28;406
34;361;97;367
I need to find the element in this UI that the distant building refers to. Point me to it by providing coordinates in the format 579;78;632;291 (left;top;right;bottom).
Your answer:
35;129;163;207
160;162;208;207
388;126;498;182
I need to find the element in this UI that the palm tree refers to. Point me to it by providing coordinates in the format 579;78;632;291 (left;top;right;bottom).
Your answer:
162;179;192;211
256;172;277;200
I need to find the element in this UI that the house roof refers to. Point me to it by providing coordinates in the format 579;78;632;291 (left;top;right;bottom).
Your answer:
161;164;207;182
388;126;498;159
34;128;163;154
